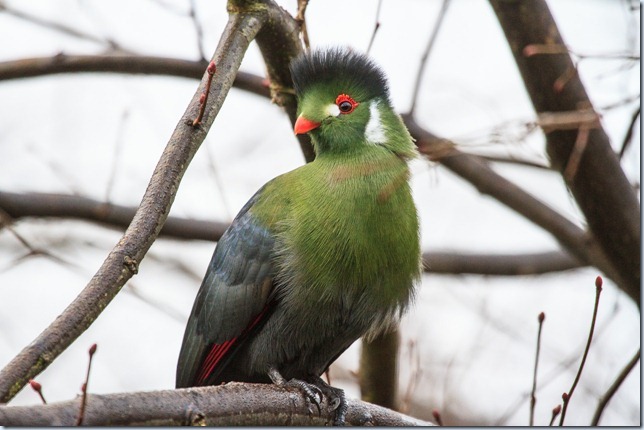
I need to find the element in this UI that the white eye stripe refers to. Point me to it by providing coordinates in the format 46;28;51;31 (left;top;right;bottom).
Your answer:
326;104;341;117
365;100;386;144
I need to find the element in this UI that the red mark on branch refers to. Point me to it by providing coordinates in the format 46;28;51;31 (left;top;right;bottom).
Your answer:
192;61;217;127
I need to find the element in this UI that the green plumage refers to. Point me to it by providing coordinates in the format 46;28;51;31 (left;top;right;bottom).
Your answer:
252;123;420;337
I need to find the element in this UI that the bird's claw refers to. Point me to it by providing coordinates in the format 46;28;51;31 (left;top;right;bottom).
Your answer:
285;378;323;414
267;367;347;425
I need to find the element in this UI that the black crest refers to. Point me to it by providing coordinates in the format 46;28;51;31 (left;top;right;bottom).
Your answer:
290;48;390;103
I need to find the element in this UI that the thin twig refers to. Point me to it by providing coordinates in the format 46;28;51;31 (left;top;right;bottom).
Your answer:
618;106;640;159
558;276;603;426
591;348;641;425
529;312;545;426
366;0;383;55
0;4;132;53
105;110;129;203
523;43;640;61
76;343;98;426
409;0;450;115
188;0;207;62
563;122;591;182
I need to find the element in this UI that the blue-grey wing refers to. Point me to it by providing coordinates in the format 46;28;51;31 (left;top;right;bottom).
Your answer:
176;189;276;387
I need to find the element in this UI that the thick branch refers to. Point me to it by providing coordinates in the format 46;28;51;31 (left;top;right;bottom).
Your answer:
0;8;266;404
248;0;314;162
0;190;582;275
489;0;641;302
0;383;430;426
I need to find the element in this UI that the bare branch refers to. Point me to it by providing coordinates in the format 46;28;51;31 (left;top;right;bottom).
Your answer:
591;348;641;425
558;276;603;425
366;0;383;55
0;383;431;426
473;154;551;170
295;0;310;50
0;5;266;404
0;55;270;98
0;3;132;53
424;250;581;275
251;0;312;161
619;106;640;159
188;0;207;62
0;191;584;276
530;312;545;426
409;0;451;115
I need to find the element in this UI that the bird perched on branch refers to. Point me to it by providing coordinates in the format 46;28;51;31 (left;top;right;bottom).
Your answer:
176;47;421;425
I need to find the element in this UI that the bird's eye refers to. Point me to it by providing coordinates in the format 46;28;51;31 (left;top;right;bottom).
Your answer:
335;94;358;114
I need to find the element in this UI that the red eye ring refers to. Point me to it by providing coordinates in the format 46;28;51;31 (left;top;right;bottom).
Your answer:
336;94;359;114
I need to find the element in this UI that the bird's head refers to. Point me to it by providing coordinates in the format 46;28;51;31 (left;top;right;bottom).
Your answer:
290;48;416;158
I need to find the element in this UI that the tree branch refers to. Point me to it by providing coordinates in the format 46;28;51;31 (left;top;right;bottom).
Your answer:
0;190;583;275
0;191;229;241
249;0;314;162
0;383;431;426
489;0;641;302
0;54;269;98
591;348;641;425
424;250;581;275
0;5;267;404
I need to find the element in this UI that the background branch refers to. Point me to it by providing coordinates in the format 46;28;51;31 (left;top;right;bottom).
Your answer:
0;55;269;98
0;191;583;276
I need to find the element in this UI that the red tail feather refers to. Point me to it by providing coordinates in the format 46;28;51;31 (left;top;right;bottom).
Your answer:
195;306;270;385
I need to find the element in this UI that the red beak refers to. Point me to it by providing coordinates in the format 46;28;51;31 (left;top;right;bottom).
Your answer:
294;115;321;135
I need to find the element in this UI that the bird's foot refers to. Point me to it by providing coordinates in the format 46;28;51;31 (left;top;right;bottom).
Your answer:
308;375;347;426
267;367;347;425
268;367;322;415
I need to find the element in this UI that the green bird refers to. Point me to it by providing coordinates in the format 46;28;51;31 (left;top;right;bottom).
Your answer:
176;47;421;425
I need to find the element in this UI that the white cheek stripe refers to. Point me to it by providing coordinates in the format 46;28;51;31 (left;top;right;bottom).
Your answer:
365;100;386;144
326;103;341;116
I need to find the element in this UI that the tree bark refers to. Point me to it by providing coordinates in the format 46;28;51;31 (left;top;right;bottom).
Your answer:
0;383;432;426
